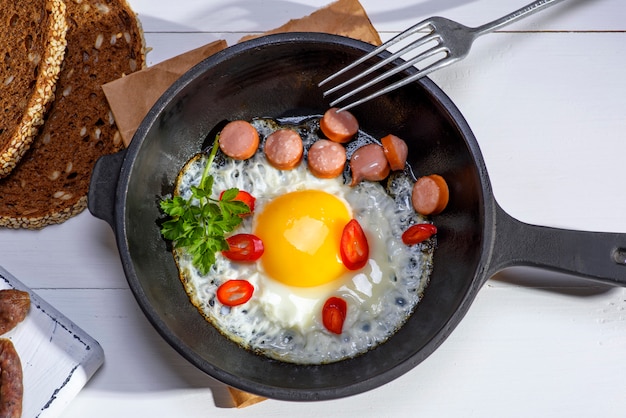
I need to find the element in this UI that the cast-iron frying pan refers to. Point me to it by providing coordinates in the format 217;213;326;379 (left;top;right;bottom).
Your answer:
88;33;626;401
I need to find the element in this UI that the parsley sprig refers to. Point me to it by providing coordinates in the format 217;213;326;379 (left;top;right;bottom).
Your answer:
159;136;250;275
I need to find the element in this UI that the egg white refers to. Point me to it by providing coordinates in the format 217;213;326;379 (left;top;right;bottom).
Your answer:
173;117;434;364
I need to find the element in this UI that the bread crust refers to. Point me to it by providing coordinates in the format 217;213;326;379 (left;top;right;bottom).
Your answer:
0;0;146;229
0;0;68;178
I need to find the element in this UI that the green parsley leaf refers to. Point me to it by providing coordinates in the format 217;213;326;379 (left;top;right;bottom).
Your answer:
158;134;251;274
219;188;239;202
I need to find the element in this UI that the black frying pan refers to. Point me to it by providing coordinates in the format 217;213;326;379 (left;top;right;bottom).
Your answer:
87;33;626;401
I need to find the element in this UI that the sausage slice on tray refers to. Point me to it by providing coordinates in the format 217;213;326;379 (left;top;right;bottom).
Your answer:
0;290;30;335
0;338;23;418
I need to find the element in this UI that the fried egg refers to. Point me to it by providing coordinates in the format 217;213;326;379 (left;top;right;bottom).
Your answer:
173;117;434;364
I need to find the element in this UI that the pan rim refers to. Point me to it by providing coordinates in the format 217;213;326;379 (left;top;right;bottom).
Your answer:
112;32;495;400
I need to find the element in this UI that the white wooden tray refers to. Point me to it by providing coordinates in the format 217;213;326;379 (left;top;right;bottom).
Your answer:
0;266;104;417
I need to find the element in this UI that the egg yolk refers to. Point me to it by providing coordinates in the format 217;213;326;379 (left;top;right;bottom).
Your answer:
254;190;351;287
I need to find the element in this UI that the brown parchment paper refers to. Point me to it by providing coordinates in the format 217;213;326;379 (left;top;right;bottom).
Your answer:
102;40;227;145
103;0;381;147
238;0;382;44
102;0;381;407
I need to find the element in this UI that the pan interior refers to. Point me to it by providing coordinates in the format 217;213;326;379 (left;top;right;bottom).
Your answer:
120;33;487;400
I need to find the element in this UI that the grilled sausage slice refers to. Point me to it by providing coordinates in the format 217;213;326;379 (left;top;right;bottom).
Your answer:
264;129;303;170
320;108;359;143
349;144;390;186
307;139;347;179
411;174;449;215
381;134;408;171
218;120;260;160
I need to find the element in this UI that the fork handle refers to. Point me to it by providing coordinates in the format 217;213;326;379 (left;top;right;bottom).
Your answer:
473;0;566;37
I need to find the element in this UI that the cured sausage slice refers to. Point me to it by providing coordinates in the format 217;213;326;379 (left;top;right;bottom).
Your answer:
0;338;23;418
349;144;390;186
263;129;303;170
320;108;359;143
0;290;30;336
307;139;346;179
218;120;260;160
411;174;449;215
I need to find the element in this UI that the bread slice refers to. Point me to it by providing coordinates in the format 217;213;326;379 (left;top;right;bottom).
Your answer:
0;0;145;228
0;0;68;177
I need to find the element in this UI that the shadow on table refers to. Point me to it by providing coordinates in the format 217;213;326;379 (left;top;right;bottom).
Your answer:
369;0;479;23
490;266;619;298
78;273;239;407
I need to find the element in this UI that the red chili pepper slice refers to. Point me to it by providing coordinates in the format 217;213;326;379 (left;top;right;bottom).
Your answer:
401;223;437;245
216;280;254;306
340;219;369;270
322;297;347;335
222;234;264;262
219;189;256;214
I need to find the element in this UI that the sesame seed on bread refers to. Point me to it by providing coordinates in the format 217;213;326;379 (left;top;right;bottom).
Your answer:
0;0;68;177
0;0;145;229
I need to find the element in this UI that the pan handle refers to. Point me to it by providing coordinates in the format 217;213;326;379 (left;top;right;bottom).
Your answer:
490;202;626;287
87;149;127;231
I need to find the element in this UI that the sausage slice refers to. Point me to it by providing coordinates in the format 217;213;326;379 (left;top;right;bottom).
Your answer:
0;290;30;336
320;108;359;143
0;338;23;418
263;129;303;170
411;174;449;215
349;144;390;186
307;139;346;179
218;120;260;160
381;134;408;171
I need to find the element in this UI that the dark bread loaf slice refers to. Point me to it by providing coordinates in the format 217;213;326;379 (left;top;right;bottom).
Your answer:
0;0;145;228
0;0;68;177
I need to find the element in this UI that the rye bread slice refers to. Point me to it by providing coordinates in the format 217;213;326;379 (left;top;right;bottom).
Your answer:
0;0;68;177
0;0;145;228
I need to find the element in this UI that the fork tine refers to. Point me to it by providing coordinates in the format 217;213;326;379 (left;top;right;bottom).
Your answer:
323;31;440;97
323;0;567;111
331;51;458;112
318;19;434;88
329;43;449;109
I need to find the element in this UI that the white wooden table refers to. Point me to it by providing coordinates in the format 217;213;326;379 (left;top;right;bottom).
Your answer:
2;0;625;416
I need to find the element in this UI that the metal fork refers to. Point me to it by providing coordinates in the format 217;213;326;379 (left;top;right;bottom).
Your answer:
319;0;566;111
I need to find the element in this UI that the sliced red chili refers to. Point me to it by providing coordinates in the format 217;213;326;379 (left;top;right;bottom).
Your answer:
340;219;369;270
219;189;256;214
322;297;347;335
401;223;437;245
222;234;264;262
216;280;254;306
